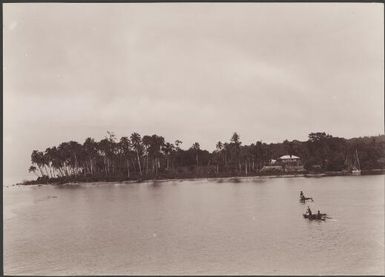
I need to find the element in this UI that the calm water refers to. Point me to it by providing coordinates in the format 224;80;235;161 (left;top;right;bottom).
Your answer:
4;175;384;275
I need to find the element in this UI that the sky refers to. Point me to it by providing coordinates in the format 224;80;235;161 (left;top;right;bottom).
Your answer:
3;3;384;184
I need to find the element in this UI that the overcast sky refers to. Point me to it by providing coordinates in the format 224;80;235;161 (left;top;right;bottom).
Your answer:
4;3;384;184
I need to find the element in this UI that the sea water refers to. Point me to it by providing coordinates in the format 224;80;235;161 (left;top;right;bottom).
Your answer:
3;175;384;275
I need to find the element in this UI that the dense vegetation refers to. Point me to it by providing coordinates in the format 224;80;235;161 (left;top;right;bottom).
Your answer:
27;132;385;184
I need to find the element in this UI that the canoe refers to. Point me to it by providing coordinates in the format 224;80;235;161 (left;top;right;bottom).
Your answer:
299;197;313;202
303;213;327;220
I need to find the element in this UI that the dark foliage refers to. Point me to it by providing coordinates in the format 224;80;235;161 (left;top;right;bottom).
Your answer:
26;131;385;183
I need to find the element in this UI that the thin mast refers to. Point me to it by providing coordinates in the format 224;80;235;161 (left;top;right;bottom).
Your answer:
355;149;360;169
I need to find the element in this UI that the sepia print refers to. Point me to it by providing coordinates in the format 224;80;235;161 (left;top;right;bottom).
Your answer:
3;2;384;275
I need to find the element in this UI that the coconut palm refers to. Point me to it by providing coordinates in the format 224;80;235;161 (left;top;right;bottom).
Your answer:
119;136;132;178
28;165;39;178
130;132;143;176
215;141;223;173
175;140;182;149
31;150;46;177
148;135;165;175
142;135;152;175
192;142;200;167
162;142;174;170
83;137;98;175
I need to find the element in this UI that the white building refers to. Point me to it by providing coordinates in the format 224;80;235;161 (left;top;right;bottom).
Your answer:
277;155;304;172
277;155;301;166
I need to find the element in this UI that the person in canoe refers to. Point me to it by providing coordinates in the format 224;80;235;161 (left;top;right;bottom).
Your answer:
316;210;327;219
300;191;314;202
306;206;312;216
304;207;328;220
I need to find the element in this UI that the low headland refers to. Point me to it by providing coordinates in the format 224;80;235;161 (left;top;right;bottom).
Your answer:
20;131;385;186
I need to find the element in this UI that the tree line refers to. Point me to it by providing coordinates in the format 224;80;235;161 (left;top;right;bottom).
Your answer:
28;131;385;183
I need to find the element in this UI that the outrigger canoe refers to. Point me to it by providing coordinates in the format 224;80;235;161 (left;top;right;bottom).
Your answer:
299;197;313;202
303;213;327;221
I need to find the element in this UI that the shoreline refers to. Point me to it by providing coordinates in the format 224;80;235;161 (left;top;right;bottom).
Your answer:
14;169;385;187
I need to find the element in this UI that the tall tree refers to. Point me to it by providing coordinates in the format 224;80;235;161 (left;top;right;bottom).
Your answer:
192;142;200;167
142;135;152;175
230;132;242;171
83;137;98;175
28;165;39;178
215;141;223;173
31;150;46;177
130;132;143;176
162;142;174;170
119;136;132;178
149;135;165;175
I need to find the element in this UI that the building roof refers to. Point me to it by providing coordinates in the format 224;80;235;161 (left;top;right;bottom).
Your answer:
279;155;300;160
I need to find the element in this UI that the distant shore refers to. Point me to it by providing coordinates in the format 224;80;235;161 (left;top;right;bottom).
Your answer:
24;132;385;190
14;168;385;187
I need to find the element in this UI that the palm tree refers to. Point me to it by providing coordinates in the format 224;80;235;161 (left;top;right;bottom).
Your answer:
43;148;53;178
162;142;174;170
192;142;200;167
149;135;165;175
28;165;39;178
230;132;241;171
223;142;230;166
98;138;111;176
119;136;132;178
45;147;64;178
240;145;252;175
142;135;152;175
255;141;264;170
175;140;183;149
130;132;143;176
216;141;223;151
106;132;118;175
45;146;65;178
215;141;223;173
31;150;46;177
58;142;74;176
231;132;240;145
174;140;183;169
68;141;83;176
83;137;98;175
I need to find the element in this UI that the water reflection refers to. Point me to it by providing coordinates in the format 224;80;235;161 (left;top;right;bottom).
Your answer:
54;184;83;190
149;180;162;188
4;176;384;275
229;177;241;183
252;178;266;184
